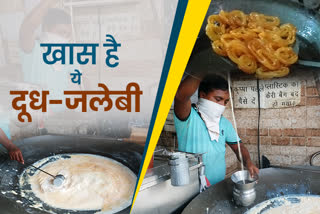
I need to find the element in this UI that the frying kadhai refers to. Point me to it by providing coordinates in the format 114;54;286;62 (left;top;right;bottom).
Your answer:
206;10;298;79
20;154;136;213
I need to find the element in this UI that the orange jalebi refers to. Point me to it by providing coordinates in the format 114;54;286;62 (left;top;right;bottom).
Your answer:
225;40;257;74
275;47;298;65
248;12;280;30
256;66;289;79
238;55;257;74
206;10;298;79
212;40;227;56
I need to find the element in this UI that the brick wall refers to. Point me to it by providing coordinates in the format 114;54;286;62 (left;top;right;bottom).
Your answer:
224;70;320;167
158;70;320;176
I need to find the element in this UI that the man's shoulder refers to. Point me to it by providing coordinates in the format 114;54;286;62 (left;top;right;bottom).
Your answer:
220;116;233;127
220;115;230;123
174;106;206;134
21;40;41;57
174;106;200;122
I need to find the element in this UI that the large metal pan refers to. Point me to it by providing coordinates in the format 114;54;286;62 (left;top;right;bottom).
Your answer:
182;167;320;214
0;135;143;214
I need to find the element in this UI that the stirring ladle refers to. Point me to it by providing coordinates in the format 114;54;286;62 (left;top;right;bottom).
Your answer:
29;164;65;187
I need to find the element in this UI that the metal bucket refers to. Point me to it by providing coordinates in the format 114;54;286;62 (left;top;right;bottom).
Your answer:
231;170;259;207
169;152;190;186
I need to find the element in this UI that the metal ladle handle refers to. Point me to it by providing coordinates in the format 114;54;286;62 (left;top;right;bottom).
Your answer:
30;164;55;178
30;165;65;187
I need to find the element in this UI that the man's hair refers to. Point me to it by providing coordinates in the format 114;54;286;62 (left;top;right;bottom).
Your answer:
198;74;228;98
42;8;71;31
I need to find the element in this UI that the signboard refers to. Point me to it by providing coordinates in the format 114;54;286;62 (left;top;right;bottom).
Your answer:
233;78;301;109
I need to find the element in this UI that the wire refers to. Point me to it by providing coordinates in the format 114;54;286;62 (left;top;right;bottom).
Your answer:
257;79;261;169
228;72;244;172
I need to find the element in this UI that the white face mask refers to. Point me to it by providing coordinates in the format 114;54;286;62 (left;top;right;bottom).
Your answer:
197;98;225;141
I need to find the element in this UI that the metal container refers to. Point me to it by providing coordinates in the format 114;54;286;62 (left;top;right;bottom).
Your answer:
231;170;258;207
131;154;200;214
169;152;190;186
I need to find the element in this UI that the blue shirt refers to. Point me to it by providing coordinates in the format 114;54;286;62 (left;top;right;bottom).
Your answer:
20;41;78;112
0;115;11;139
174;107;240;185
21;41;71;95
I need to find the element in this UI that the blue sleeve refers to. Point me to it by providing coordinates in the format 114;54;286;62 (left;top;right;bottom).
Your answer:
223;117;241;145
174;109;191;129
174;108;198;151
173;107;198;131
0;119;11;139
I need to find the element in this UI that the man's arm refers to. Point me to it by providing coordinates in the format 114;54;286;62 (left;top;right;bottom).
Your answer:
174;47;211;120
228;143;259;176
174;75;201;120
19;0;56;53
0;129;24;164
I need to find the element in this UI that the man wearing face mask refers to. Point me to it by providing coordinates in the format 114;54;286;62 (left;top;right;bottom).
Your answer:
174;74;259;186
18;0;81;132
19;0;77;104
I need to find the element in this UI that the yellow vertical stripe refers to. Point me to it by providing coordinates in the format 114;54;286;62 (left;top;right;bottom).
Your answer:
131;0;211;211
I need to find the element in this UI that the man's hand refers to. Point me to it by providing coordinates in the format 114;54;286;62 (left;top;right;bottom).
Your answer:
228;143;259;177
7;144;24;164
246;161;259;177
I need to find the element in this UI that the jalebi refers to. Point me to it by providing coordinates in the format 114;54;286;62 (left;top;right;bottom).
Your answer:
206;10;298;79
